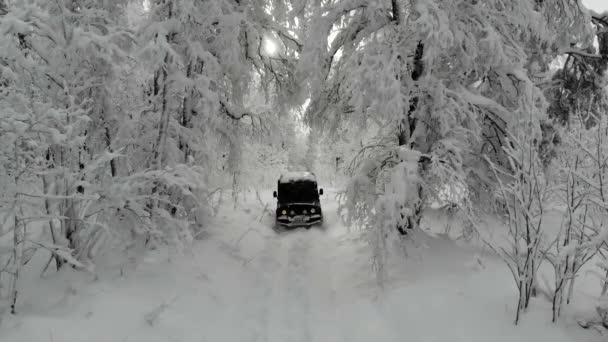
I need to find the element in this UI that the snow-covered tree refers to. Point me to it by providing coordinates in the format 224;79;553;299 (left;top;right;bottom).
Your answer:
0;0;302;314
545;9;607;124
295;0;593;281
0;0;136;312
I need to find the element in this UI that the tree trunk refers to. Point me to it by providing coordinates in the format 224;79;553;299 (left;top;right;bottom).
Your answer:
602;269;608;295
391;0;400;22
148;52;171;226
515;279;524;325
9;213;22;314
179;61;194;162
397;42;424;147
0;0;7;16
566;270;576;304
10;141;23;314
154;61;170;170
148;1;175;223
396;41;425;235
105;126;117;177
42;163;64;270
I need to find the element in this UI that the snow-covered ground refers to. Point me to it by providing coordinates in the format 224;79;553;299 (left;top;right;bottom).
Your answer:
0;189;604;342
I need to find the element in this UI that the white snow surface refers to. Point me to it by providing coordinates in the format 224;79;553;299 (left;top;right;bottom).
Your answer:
279;171;317;183
0;190;605;342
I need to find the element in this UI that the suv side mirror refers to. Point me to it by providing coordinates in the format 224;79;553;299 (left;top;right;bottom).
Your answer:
319;188;323;196
273;191;277;198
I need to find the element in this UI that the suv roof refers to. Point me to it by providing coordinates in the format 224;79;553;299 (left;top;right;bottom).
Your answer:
278;171;316;183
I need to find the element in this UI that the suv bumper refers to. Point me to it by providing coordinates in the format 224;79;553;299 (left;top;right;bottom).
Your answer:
276;214;323;227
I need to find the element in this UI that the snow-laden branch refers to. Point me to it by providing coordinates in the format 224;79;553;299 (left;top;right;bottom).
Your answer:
219;99;253;120
562;48;604;59
16;192;100;201
259;18;303;52
322;0;369;22
591;14;608;28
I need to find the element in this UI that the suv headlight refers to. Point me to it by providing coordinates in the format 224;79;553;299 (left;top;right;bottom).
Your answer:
303;209;307;214
290;210;295;215
310;208;316;213
281;210;287;215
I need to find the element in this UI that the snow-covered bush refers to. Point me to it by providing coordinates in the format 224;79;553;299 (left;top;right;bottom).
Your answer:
552;109;608;325
373;147;423;283
542;111;608;322
485;130;550;325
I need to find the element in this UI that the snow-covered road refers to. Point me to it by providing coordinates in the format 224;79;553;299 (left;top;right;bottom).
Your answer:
1;190;605;342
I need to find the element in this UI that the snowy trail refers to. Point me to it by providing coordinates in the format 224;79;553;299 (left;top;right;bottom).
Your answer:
1;189;606;342
260;198;349;342
278;233;313;342
209;192;365;342
306;229;341;342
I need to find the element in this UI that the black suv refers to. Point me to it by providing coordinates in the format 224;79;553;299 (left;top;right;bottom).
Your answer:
273;172;323;228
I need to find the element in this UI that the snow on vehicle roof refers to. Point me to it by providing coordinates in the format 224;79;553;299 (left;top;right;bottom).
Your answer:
279;171;317;183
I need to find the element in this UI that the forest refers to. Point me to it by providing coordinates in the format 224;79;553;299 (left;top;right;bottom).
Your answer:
1;0;608;340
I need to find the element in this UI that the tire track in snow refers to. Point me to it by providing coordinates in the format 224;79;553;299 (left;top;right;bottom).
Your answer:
307;228;344;342
234;228;282;342
265;233;289;342
267;231;313;342
286;233;313;342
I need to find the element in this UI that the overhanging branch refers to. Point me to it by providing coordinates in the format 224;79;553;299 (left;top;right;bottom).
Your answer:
562;48;604;59
219;99;252;121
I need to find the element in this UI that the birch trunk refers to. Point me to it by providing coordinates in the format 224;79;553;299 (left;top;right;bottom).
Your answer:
9;213;23;314
42;170;63;270
9;140;23;314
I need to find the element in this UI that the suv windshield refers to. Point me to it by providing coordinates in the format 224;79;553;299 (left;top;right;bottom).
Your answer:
278;181;319;203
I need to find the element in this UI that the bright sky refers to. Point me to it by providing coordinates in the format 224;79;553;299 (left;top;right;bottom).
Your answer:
582;0;608;13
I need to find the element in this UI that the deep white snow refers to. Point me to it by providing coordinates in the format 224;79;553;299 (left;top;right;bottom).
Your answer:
0;189;605;342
